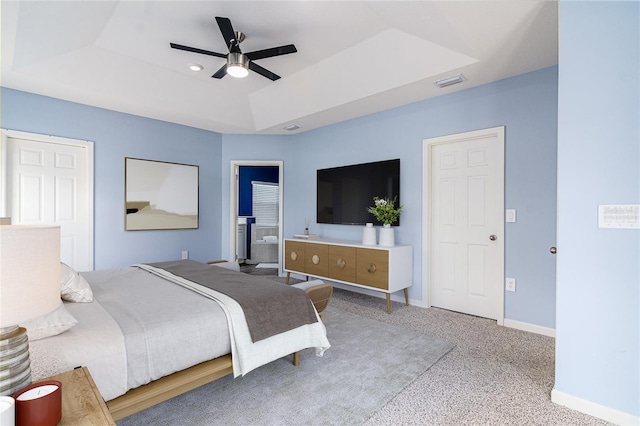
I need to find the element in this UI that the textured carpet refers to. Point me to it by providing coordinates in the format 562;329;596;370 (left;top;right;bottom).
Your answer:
325;289;613;426
117;306;454;426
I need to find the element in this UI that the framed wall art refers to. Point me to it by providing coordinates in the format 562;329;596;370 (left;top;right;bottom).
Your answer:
125;157;199;230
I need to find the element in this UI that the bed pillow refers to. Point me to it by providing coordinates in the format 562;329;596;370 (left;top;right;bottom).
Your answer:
60;262;94;303
24;302;78;341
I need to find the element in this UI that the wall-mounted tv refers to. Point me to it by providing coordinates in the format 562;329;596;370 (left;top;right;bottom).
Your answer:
317;159;400;226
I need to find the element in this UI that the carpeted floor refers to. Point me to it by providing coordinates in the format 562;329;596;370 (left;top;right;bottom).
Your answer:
121;266;612;425
238;264;611;424
117;295;453;425
327;288;613;425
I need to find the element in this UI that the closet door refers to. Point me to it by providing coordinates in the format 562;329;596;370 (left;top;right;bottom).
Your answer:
4;132;93;270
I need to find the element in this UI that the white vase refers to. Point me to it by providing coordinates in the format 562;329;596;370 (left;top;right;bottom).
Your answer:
362;223;377;246
378;224;395;247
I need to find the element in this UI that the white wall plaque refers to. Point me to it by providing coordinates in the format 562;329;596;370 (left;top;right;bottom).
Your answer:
598;204;639;229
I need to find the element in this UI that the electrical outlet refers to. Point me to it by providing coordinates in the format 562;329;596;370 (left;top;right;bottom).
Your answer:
181;250;189;260
506;277;516;292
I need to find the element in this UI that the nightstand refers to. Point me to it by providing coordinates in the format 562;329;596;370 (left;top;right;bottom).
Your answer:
43;367;115;425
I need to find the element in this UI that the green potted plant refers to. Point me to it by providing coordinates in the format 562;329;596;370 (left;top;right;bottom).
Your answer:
367;196;403;225
367;197;403;246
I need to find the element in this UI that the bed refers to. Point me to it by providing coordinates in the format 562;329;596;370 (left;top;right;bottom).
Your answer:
27;260;330;420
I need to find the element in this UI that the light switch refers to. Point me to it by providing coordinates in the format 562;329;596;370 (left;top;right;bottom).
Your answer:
506;209;517;223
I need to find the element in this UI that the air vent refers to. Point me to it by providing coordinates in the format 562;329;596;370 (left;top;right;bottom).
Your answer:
435;74;466;88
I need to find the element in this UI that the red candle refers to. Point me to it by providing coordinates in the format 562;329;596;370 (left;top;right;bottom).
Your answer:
13;380;62;426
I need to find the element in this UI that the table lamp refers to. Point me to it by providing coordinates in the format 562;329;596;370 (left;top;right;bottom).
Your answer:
0;225;61;397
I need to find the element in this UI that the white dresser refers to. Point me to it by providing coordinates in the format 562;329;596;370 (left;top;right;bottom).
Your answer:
284;237;412;313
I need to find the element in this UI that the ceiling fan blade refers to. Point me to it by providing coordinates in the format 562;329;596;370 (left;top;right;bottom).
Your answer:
245;44;297;61
215;17;239;53
170;43;227;59
249;62;280;81
212;64;227;79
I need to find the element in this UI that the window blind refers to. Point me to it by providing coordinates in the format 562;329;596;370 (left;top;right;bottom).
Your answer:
252;181;279;225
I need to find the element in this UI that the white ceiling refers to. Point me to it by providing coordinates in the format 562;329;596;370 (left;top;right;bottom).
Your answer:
1;1;558;135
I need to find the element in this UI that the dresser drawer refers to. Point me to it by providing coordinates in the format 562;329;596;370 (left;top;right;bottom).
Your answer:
356;248;389;290
284;240;306;272
305;243;329;277
328;245;356;283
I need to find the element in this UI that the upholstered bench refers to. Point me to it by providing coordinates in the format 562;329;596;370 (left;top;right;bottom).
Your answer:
290;279;333;366
291;279;333;317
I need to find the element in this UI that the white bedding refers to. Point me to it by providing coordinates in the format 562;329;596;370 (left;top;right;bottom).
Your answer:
136;264;330;377
30;266;231;400
29;299;128;400
28;263;330;401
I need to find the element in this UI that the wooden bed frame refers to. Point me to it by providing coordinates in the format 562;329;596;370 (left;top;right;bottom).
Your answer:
106;355;233;420
106;352;300;420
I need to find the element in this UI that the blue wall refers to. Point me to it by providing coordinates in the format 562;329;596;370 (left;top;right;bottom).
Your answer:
1;88;223;269
221;66;559;329
3;68;558;330
555;1;639;418
238;166;279;216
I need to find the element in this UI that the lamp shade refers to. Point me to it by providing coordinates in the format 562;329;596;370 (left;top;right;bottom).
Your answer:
0;226;61;327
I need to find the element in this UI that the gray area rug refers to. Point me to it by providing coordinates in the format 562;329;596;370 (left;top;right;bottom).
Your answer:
118;306;454;425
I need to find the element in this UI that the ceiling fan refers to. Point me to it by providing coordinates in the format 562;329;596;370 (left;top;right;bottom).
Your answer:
170;16;297;81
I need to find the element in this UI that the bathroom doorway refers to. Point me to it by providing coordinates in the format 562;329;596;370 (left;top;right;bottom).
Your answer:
229;160;283;275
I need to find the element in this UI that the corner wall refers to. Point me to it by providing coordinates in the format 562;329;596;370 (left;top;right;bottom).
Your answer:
554;1;639;422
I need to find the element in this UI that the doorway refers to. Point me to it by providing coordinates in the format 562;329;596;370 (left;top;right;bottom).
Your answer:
229;160;283;275
1;129;94;270
423;127;505;323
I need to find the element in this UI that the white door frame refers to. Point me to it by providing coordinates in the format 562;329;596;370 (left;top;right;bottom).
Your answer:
0;129;95;270
422;127;505;325
229;160;284;273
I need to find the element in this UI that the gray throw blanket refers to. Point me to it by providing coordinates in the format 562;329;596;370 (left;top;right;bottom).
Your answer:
146;260;318;343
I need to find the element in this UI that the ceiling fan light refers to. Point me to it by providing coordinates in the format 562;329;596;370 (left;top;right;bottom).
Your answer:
227;53;249;78
227;65;249;78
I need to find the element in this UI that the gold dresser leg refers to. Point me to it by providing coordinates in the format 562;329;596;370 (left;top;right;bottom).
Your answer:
292;352;300;366
404;288;409;306
386;294;391;314
286;272;291;285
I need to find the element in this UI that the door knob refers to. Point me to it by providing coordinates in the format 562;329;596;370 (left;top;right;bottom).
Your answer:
489;234;497;241
550;247;557;254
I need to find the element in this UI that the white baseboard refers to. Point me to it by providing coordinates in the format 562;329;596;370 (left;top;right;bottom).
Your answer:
551;389;639;425
503;318;556;337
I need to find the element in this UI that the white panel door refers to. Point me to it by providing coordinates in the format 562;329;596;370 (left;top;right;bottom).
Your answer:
425;127;504;321
5;135;92;270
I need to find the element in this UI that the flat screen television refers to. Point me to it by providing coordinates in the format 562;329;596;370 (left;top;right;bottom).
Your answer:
317;159;400;226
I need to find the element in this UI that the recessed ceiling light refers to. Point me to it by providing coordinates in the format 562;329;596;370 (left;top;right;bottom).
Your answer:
284;124;300;131
189;63;203;72
434;74;466;88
